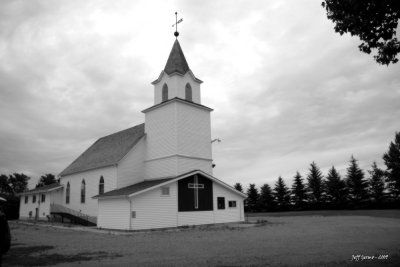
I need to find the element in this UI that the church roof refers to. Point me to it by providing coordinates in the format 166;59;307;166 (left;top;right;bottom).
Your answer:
93;178;175;198
59;123;145;177
164;39;190;75
94;170;248;199
19;183;63;196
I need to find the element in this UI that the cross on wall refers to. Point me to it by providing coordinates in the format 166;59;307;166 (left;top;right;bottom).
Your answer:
188;175;204;209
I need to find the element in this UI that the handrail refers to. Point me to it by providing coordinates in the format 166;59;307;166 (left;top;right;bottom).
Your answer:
50;203;97;224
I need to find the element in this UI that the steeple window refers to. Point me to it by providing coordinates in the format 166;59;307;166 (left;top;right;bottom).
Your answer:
162;84;168;102
185;83;192;101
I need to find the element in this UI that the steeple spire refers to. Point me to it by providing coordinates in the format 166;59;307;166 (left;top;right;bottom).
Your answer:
164;39;190;75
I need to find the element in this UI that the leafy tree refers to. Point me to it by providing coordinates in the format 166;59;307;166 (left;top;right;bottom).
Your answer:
0;174;13;195
291;171;307;208
258;183;275;211
307;162;325;204
383;132;400;198
273;177;291;209
346;156;369;204
36;173;57;188
233;182;244;193
8;173;29;194
246;184;259;212
325;166;347;206
368;162;386;203
322;0;400;65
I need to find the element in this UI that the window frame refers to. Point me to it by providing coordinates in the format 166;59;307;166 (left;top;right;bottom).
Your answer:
162;83;168;102
81;179;86;204
161;186;170;196
185;83;192;101
99;176;105;195
41;194;46;203
66;182;70;204
217;197;225;210
228;200;237;208
33;195;36;203
25;196;28;204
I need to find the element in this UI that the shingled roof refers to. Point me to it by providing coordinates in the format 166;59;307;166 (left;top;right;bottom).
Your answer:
59;123;145;177
93;178;175;198
164;39;190;75
19;183;63;196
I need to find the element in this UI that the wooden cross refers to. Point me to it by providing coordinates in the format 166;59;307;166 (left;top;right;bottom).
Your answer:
172;11;183;37
188;175;204;209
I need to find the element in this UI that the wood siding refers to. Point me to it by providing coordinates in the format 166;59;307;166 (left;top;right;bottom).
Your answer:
130;182;178;230
213;181;244;223
117;137;145;188
60;166;117;217
98;198;130;230
144;100;213;178
19;188;63;220
154;72;201;105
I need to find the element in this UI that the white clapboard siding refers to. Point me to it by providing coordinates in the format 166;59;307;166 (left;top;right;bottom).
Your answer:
145;102;178;160
213;182;245;223
117;137;145;188
98;198;130;230
176;102;212;160
19;188;64;220
177;156;213;176
145;156;177;179
177;211;215;226
130;182;178;230
60;166;117;217
154;72;201;105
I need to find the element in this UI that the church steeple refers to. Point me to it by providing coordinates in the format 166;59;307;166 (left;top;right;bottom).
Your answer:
164;40;190;75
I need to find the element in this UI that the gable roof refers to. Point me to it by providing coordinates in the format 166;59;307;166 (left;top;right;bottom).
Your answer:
93;178;175;199
94;170;247;199
164;39;190;75
19;183;63;196
59;123;145;177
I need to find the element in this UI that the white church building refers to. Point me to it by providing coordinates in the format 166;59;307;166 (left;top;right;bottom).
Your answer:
19;34;246;230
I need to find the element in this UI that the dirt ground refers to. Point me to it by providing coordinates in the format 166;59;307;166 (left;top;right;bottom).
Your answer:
3;210;400;267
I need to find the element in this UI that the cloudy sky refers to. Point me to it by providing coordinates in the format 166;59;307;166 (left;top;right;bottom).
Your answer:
0;0;399;189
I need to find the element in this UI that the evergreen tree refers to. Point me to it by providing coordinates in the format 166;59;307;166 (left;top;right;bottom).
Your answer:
273;177;291;209
307;162;325;205
0;174;13;195
246;184;259;212
368;162;386;203
233;182;243;193
383;132;400;198
325;166;347;207
36;173;57;188
291;171;307;209
346;156;369;205
258;183;275;211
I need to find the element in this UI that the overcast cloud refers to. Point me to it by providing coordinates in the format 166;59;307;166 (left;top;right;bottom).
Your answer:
0;0;399;189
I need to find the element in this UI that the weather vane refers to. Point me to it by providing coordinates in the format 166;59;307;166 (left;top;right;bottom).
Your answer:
172;11;183;38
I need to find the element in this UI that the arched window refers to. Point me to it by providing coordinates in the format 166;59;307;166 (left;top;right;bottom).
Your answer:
66;182;70;204
185;83;192;101
81;179;86;203
99;176;104;195
162;83;168;102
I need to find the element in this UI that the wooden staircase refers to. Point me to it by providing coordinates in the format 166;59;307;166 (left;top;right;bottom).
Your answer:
50;204;97;226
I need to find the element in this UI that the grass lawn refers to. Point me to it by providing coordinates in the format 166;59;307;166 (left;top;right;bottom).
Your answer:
3;210;400;266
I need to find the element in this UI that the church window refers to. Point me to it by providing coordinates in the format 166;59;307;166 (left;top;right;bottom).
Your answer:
81;179;86;203
25;196;28;204
228;201;237;208
161;187;170;196
99;176;105;195
66;182;70;204
185;83;192;101
41;194;46;203
162;83;168;102
33;195;36;203
217;197;225;210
